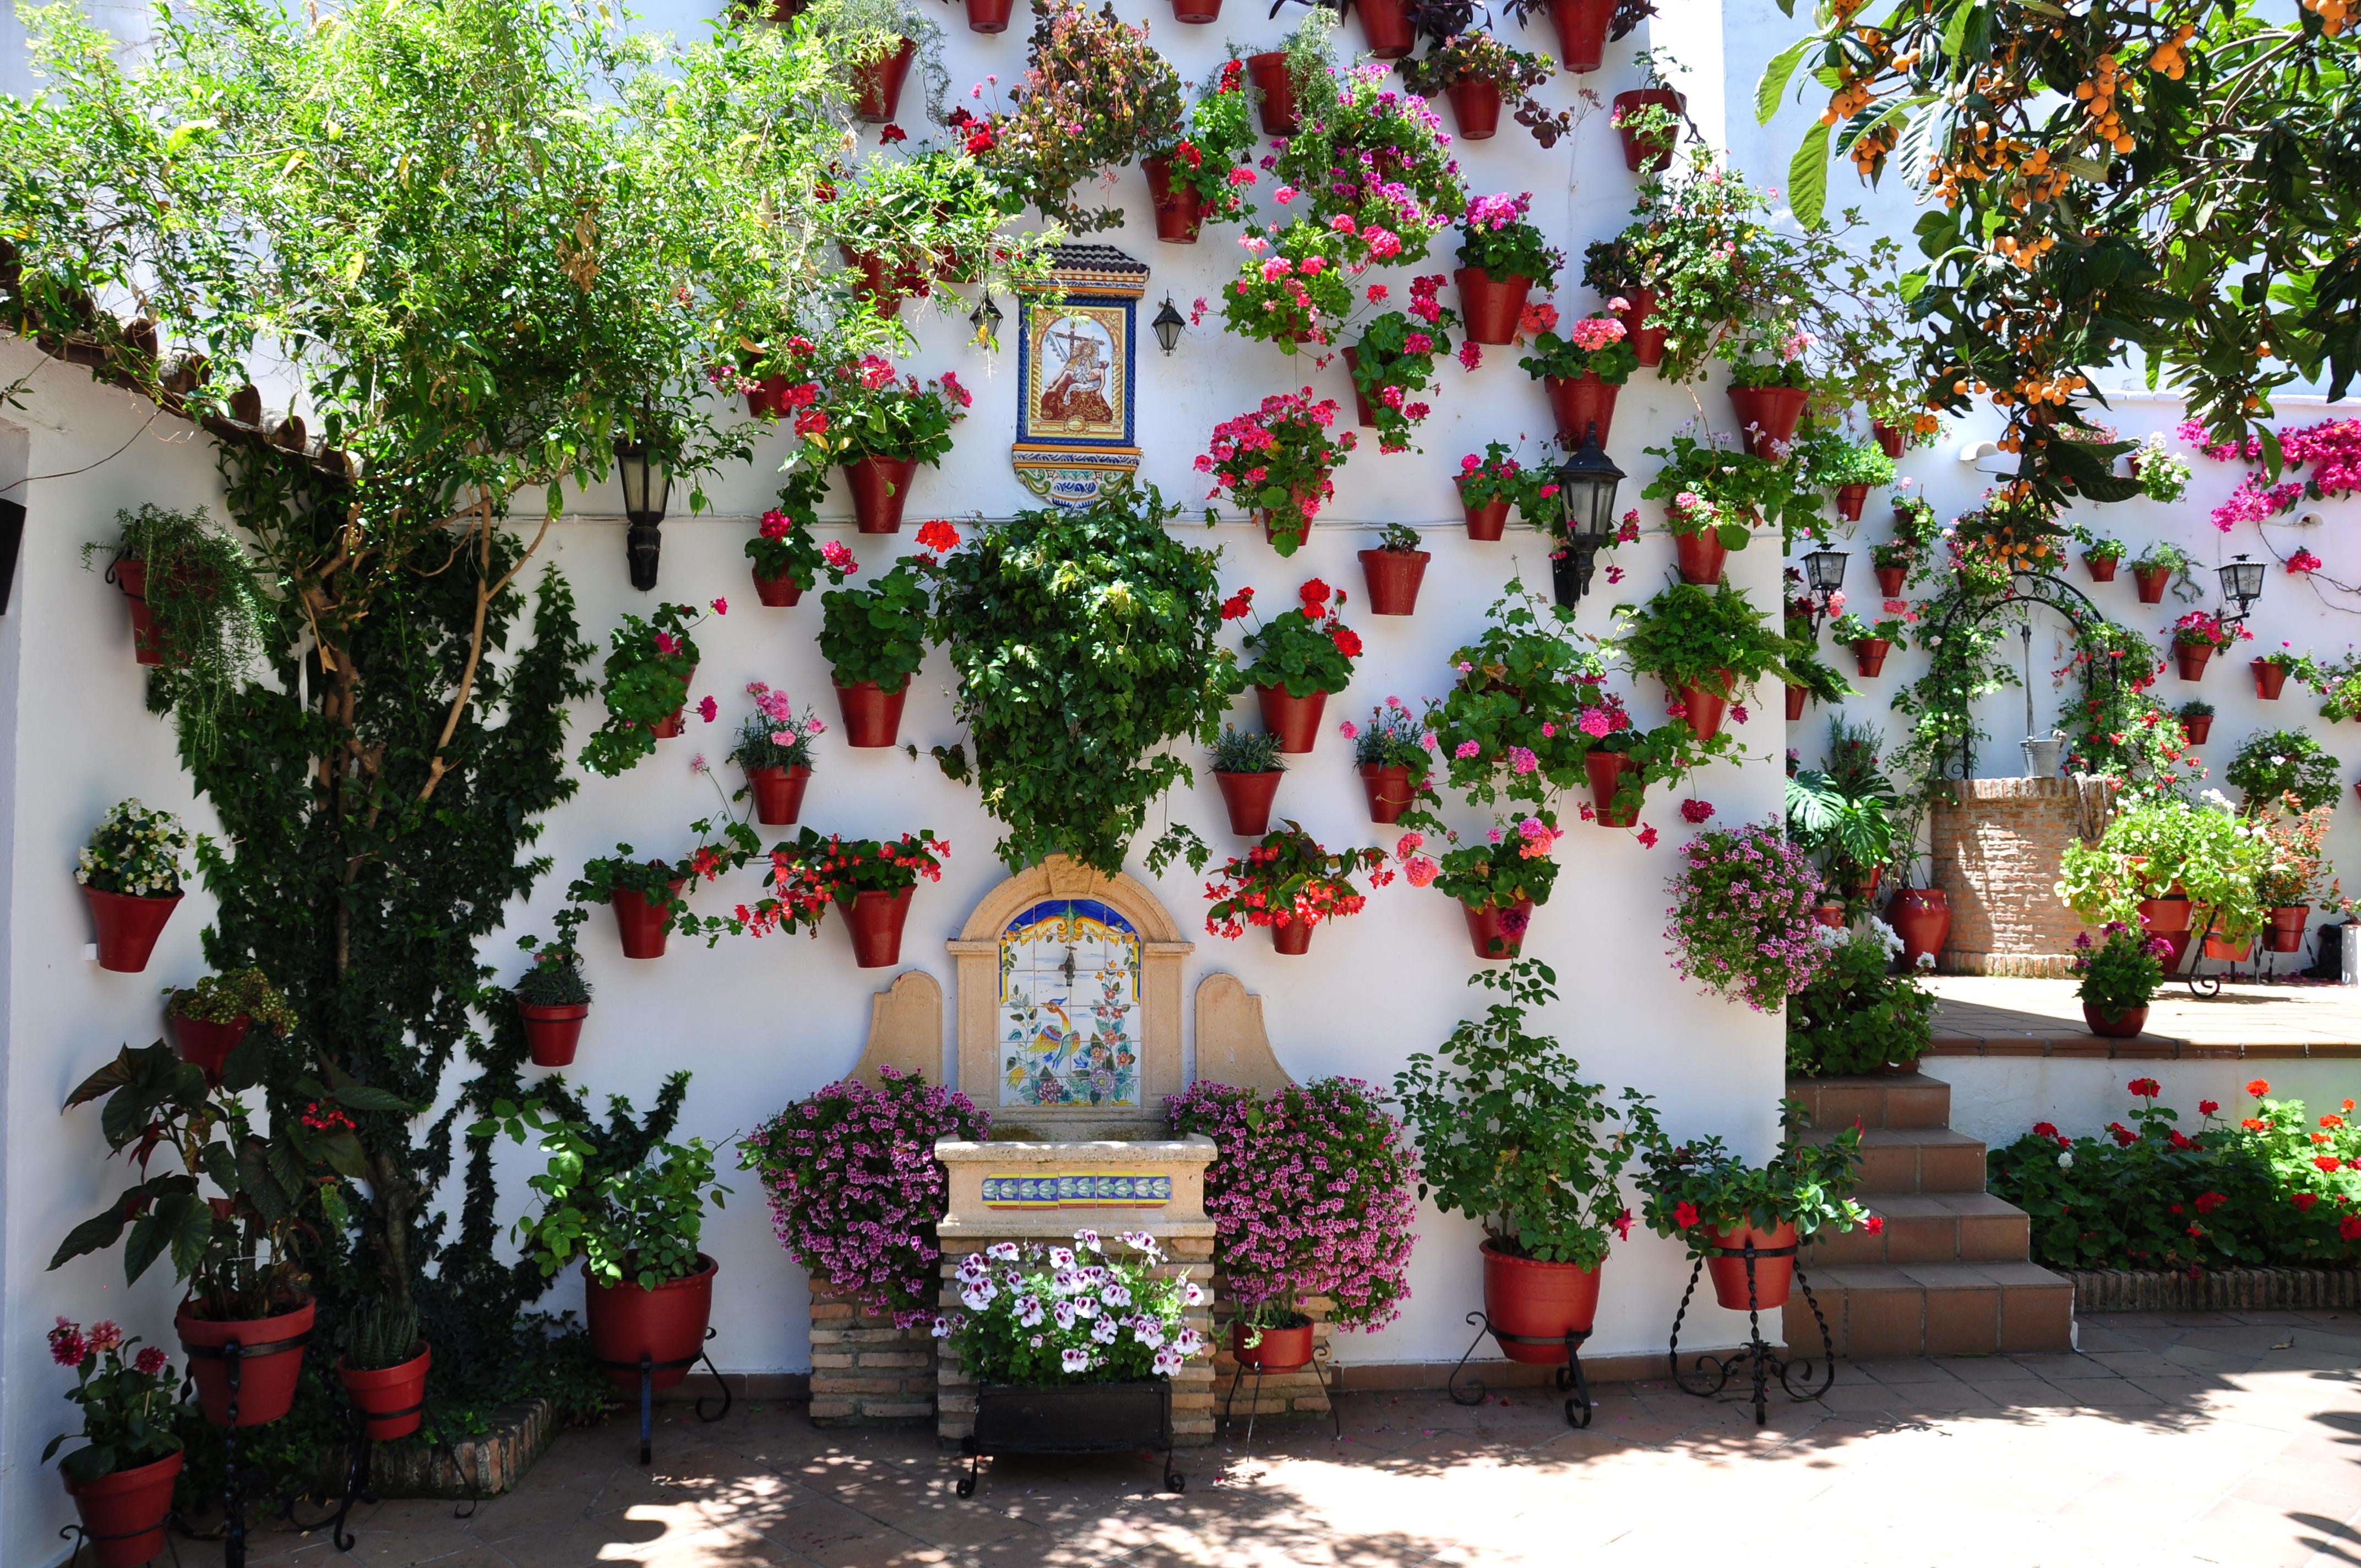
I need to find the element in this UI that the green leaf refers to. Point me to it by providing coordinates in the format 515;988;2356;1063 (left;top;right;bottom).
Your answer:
1755;37;1816;126
1788;121;1831;230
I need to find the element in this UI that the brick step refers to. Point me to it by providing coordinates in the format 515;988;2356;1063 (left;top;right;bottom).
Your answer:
1804;1193;2032;1266
1785;1072;1952;1131
1796;1125;1987;1193
1785;1261;2074;1357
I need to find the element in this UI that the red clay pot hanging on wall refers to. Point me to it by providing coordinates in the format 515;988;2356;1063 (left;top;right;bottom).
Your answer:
1834;484;1870;522
113;558;165;666
833;679;910;748
2253;658;2288;700
2083;1003;2148;1039
611;882;686;961
1704;1222;1799;1311
2132;565;2170;603
84;886;182;973
2085;553;2119;583
1885;886;1950;968
752;569;803;608
1358;547;1429;615
1339;347;1377;428
1853;638;1892;677
2182;712;2213;745
519;1003;590;1067
839;247;915;320
1171;0;1221;20
1360;764;1418;824
1785;683;1807;721
1673;530;1727;587
586;1255;716;1395
1584;750;1643;827
1256;684;1328;754
1270;917;1314;956
178;1297;315;1427
2173;641;2213;681
1727;386;1809;455
339;1343;432;1441
1624;287;1665;368
1872;421;1906;460
1874;564;1907;596
1143;157;1206;244
963;0;1014;31
1444;77;1503;139
1246;52;1296;134
1354;0;1415;56
843;453;918;533
848;38;916;122
1461;897;1535;961
1480;1241;1600;1363
172;1012;251;1084
65;1450;184;1568
1546;0;1612;70
845;886;916;968
1455;268;1529;345
1675;669;1734;742
1214;769;1282;836
746;764;812;825
1610;89;1684;172
1459;485;1510;541
1545;374;1619;448
744;375;793;420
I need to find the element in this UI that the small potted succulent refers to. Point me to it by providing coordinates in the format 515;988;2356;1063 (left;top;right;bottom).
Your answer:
1394;960;1661;1366
2080;531;2125;584
1196;391;1358;556
1520;310;1639;448
1639;1107;1879;1312
1454;442;1538;541
1208;723;1286;837
579;600;721;778
337;1298;431;1442
514;933;594;1066
1451;192;1564;345
754;827;951;967
1829;608;1910;677
1358;521;1432;616
744;473;859;607
1611;582;1793;743
45;1319;188;1568
2253;641;2304;701
1397;32;1562;146
820;557;934;746
728;680;825;825
1343;698;1432;824
2168;608;2250;681
2070;920;2170;1038
2129;540;2194;605
1238;578;1363;753
2177;699;2216;747
164;967;297;1084
1202;824;1392;955
77;799;193;973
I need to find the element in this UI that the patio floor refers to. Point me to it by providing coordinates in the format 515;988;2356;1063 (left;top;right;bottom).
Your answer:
243;1309;2361;1568
1927;975;2361;1058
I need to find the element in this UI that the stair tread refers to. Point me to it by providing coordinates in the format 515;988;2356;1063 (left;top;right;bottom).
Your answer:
1837;1192;2024;1218
1808;1261;2071;1292
1802;1125;1985;1150
1785;1072;1948;1092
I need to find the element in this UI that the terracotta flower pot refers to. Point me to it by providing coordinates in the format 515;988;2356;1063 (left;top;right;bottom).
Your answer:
1479;1240;1600;1364
843;453;918;534
1704;1222;1798;1311
1455;268;1530;346
520;1003;590;1067
1673;530;1728;587
1459;487;1510;542
963;0;1013;30
1461;897;1535;961
840;247;915;319
1584;750;1643;827
751;568;803;608
645;660;697;741
1546;0;1612;71
1544;373;1619;448
1675;669;1734;742
1853;638;1892;677
113;558;165;667
1624;287;1665;368
2085;553;2119;584
1355;0;1415;56
172;1012;251;1084
833;678;910;748
1813;903;1846;928
178;1297;314;1427
2137;894;2193;971
1230;1317;1314;1370
1834;484;1870;522
848;37;916;122
1339;346;1377;428
1213;769;1282;836
612;882;685;961
2182;713;2213;745
1245;51;1296;135
1358;547;1429;615
1259;498;1315;553
65;1449;184;1568
1256;684;1328;754
1872;420;1905;459
743;375;793;420
1360;763;1418;824
1143;156;1206;244
1874;564;1907;596
586;1254;716;1395
1885;887;1950;967
2082;1002;2149;1039
1785;683;1807;721
2267;905;2310;953
1444;77;1503;140
1727;385;1809;455
2203;931;2251;962
339;1343;432;1441
1171;0;1221;20
84;886;182;973
2173;641;2213;681
2132;565;2170;603
746;764;812;825
1611;88;1684;172
845;885;915;968
1271;918;1314;956
2254;659;2288;700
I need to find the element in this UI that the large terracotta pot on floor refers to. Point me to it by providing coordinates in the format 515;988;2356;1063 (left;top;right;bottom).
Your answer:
2083;1003;2149;1039
177;1297;315;1427
2267;905;2310;954
1704;1222;1798;1311
1886;888;1950;968
65;1450;184;1568
1481;1241;1600;1363
587;1255;716;1395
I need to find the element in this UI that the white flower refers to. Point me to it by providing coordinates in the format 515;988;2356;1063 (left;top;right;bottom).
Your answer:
986;1242;1020;1262
1062;1348;1092;1373
1090;1314;1118;1344
1152;1347;1183;1378
1133;1321;1166;1351
1029;1333;1043;1348
931;1315;955;1338
1073;1295;1099;1319
1182;1281;1206;1306
1100;1283;1132;1309
1172;1328;1205;1357
1865;917;1904;957
1051;1268;1084;1297
1017;1295;1045;1328
1053;1299;1078;1330
2058;1151;2074;1169
1915;952;1935;970
960;1281;998;1311
1047;1247;1075;1272
955;1254;990;1285
1073;1229;1102;1253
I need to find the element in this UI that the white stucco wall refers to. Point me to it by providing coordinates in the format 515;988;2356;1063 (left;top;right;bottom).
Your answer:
1924;1058;2360;1151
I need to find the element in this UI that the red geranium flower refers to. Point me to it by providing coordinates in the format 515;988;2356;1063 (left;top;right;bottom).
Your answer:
2128;1077;2161;1098
915;519;962;554
2248;1079;2271;1097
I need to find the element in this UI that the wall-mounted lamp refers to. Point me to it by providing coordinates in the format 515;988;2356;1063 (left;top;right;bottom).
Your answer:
614;438;672;592
1151;295;1185;356
1799;548;1849;631
2219;553;2264;624
1547;423;1625;609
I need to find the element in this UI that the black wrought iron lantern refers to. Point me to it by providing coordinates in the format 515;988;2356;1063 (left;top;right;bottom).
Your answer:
1151;295;1185;356
1549;422;1625;609
1800;548;1849;630
615;438;672;592
2219;553;2264;622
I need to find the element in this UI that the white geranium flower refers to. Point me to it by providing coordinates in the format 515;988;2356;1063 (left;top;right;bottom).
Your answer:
1062;1348;1092;1373
1073;1295;1099;1319
1133;1321;1166;1351
986;1242;1020;1262
1152;1347;1183;1378
1047;1247;1075;1272
955;1254;989;1285
931;1316;955;1338
1101;1283;1132;1309
1073;1229;1102;1253
960;1281;998;1311
1017;1295;1045;1329
1182;1280;1206;1306
1172;1328;1205;1357
1090;1314;1118;1344
2058;1151;2074;1169
1053;1299;1078;1330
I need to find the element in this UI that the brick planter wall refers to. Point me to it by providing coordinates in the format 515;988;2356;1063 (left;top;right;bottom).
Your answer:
363;1398;558;1498
1930;776;2114;975
2068;1266;2361;1313
808;1281;937;1427
1209;1284;1334;1423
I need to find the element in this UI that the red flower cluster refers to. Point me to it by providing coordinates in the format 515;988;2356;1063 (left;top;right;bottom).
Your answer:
1220;586;1255;622
2127;1077;2161;1099
915;519;962;554
301;1102;356;1133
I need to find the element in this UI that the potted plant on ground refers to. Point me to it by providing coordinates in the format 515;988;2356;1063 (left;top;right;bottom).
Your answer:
1785;749;1899;913
476;1078;731;1397
728;680;825;825
745;473;859;606
2254;801;2337;954
1209;724;1286;836
337;1298;431;1442
44;1319;187;1568
2168;608;2249;681
1611;581;1792;743
1812;435;1896;522
820;557;933;745
1787;922;1936;1075
1398;32;1564;146
1829;607;1910;677
1202;824;1392;955
1454;442;1541;541
1450;192;1564;345
1520;310;1638;448
1142;61;1257;243
2079;530;2125;584
2058;792;2264;972
165;966;297;1084
513;937;594;1067
1640;431;1799;586
1198;391;1358;555
1358;521;1432;615
742;1067;988;1326
1394;959;1661;1365
2128;540;2195;604
2253;642;2304;700
1639;1106;1879;1311
807;355;970;533
1343;286;1459;453
1239;578;1362;752
1664;820;1832;1012
1345;698;1430;823
77;799;194;974
753;827;951;967
579;600;721;778
2070;921;2170;1038
1169;1077;1417;1372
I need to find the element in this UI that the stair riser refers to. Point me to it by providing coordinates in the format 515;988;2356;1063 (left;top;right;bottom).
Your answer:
1783;1282;2074;1358
1853;1141;1988;1194
1792;1080;1951;1131
1805;1211;2030;1267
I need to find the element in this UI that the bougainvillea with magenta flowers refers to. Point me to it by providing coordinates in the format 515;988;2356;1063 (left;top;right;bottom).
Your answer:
1166;1078;1418;1330
740;1068;988;1325
1663;821;1829;1011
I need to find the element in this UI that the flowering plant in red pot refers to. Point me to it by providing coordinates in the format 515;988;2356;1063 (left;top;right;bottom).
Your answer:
1218;221;1359;350
1239;578;1362;749
820;557;933;742
2070;921;2170;1037
1345;285;1457;451
580;599;724;778
1829;607;1911;675
1640;431;1800;571
803;353;970;531
512;935;593;1067
745;472;860;606
1269;61;1467;267
1450;192;1564;344
970;0;1183;231
1520;311;1638;445
1198;391;1356;554
1611;580;1793;743
741;1066;988;1326
568;819;761;959
1452;441;1546;538
748;826;950;967
1143;59;1260;240
2169;607;2249;655
45;1318;187;1568
165;967;297;1084
1168;1077;1418;1354
1638;1104;1876;1309
726;680;825;825
1345;696;1432;821
1397;35;1567;147
1663;821;1831;1011
77;799;195;973
1201;823;1392;954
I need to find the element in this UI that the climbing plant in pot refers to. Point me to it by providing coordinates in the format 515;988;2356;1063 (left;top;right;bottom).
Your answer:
1609;581;1793;744
744;472;859;607
1395;959;1662;1368
1639;431;1799;586
477;1077;730;1398
77;800;193;974
1520;309;1638;447
1638;1106;1878;1313
752;827;951;968
727;680;826;826
568;821;760;961
1202;823;1392;955
820;556;934;746
578;600;722;778
165;967;297;1085
337;1297;431;1442
43;1319;189;1568
1239;578;1363;753
83;504;275;751
513;935;594;1067
1397;31;1565;148
1198;390;1358;554
1450;191;1564;345
1208;725;1286;837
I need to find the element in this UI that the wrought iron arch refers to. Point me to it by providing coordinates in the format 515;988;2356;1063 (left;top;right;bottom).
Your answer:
1919;569;2125;780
